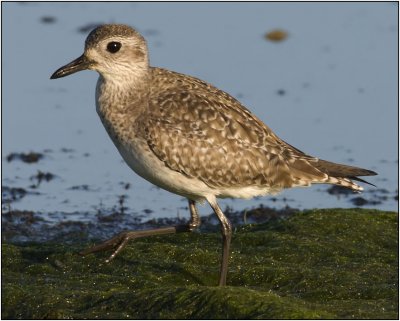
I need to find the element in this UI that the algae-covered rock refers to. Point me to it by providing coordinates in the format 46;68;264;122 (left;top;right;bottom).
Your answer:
2;208;398;319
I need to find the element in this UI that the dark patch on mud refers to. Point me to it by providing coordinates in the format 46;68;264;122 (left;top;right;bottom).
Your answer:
68;185;90;191
30;171;55;188
351;197;370;206
120;182;131;190
324;185;396;207
276;89;286;96
2;187;28;203
2;187;40;209
6;152;43;163
60;147;75;153
326;185;354;196
40;16;56;24
350;188;394;207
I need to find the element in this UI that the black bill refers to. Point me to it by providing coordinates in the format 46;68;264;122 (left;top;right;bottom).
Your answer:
50;54;91;79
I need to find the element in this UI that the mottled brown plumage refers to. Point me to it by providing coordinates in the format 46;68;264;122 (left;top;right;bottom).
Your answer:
50;24;377;286
140;67;375;194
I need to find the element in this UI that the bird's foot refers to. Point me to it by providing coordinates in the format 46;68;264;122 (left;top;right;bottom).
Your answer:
79;231;134;263
79;226;180;262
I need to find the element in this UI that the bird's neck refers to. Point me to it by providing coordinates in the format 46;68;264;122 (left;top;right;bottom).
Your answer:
96;67;150;114
95;68;151;146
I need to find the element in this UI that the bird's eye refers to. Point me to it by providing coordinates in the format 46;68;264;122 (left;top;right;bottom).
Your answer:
106;42;122;53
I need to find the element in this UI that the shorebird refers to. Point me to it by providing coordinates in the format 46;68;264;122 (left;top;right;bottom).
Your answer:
51;24;376;286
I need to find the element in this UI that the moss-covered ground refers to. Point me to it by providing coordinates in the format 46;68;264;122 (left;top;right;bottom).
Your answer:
2;208;398;319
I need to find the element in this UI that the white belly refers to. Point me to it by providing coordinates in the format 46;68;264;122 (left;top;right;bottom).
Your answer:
116;138;213;202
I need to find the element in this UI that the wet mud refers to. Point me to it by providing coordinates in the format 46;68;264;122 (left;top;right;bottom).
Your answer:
1;205;300;244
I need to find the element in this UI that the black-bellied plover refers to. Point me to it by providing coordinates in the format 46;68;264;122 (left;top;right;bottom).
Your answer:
51;24;376;286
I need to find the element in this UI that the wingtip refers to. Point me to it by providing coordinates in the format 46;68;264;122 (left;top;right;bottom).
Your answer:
349;176;377;188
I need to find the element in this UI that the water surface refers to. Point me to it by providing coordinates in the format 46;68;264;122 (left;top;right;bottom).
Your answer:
2;2;398;224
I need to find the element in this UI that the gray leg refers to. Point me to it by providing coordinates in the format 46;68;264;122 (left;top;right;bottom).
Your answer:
208;199;232;286
80;199;201;262
188;199;200;230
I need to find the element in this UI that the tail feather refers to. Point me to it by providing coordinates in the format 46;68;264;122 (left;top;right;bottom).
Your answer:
314;159;377;191
314;159;377;178
281;139;377;188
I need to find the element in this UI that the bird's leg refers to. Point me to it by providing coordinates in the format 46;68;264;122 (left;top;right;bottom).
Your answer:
80;199;201;262
208;199;232;286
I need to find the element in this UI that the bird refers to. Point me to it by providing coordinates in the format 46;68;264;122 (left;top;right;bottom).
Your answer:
50;24;376;286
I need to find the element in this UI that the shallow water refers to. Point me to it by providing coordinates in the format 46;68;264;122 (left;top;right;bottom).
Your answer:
2;2;398;224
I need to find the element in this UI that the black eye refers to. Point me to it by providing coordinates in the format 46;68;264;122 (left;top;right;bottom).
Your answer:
106;41;121;53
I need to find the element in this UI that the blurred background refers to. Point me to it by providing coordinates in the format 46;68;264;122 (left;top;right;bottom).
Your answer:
2;2;398;227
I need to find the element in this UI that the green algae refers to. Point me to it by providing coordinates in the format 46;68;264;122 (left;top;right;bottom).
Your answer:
2;208;398;319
